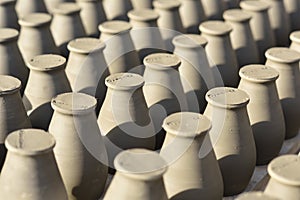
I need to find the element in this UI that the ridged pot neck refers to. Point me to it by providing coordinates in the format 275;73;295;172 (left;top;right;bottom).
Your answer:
105;73;144;91
18;13;52;27
51;92;97;115
173;34;207;49
239;64;279;83
0;0;16;5
162;112;211;138
236;192;279;200
199;21;232;36
99;20;132;35
206;87;250;109
265;47;300;64
153;0;181;10
144;53;181;70
0;28;18;43
52;3;81;15
290;31;300;44
268;155;300;186
240;1;270;12
67;37;106;54
27;54;66;72
5;129;55;156
114;148;167;181
128;9;159;22
223;9;252;22
0;75;21;95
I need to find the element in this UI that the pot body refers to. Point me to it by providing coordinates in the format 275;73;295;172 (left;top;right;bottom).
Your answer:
102;0;132;20
0;0;19;30
16;0;48;18
283;0;300;31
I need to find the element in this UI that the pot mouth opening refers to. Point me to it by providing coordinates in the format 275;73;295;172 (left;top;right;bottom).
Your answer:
290;31;300;44
128;9;159;22
18;13;52;27
105;73;144;90
172;34;207;49
153;0;181;10
199;21;232;36
265;47;300;64
0;75;21;95
99;20;132;35
144;53;181;70
0;28;19;42
27;54;66;71
52;3;81;15
239;1;270;12
67;37;106;54
239;64;279;83
223;9;252;22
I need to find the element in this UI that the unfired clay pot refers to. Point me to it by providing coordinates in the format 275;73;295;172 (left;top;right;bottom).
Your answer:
102;0;132;20
265;47;300;138
199;20;239;87
0;129;68;200
143;53;188;149
66;37;108;113
161;112;223;200
18;13;60;63
0;75;31;170
0;0;19;30
204;87;256;196
290;31;300;53
15;0;48;18
98;73;155;169
131;0;153;9
283;0;300;31
223;9;260;67
238;65;285;165
99;20;141;75
240;0;275;63
103;148;168;200
49;92;108;200
264;155;300;200
201;0;225;20
51;3;86;57
0;28;29;95
173;34;215;113
44;0;75;14
236;192;279;200
23;54;72;130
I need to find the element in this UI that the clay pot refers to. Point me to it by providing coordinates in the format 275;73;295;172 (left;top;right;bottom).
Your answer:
51;3;86;57
153;0;185;51
161;112;223;200
18;13;60;63
290;31;300;53
265;47;300;138
0;28;29;95
49;92;108;200
0;75;31;170
173;34;215;113
103;148;168;200
240;0;275;63
131;0;153;9
15;0;48;18
238;65;285;165
44;0;75;14
0;0;19;30
201;0;226;20
66;37;108;113
102;0;132;20
128;9;165;62
99;20;141;75
199;20;239;87
264;155;300;200
261;0;290;46
223;9;260;67
204;87;256;196
23;54;72;130
223;0;240;9
76;0;107;37
143;53;188;149
283;0;300;31
178;0;206;34
0;129;68;200
98;73;155;169
236;192;279;200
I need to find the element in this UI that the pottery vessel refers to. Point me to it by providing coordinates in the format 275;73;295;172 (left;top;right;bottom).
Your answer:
49;92;108;200
265;47;300;138
283;0;300;31
128;9;165;62
264;155;300;200
66;37;108;113
0;75;31;169
290;31;300;53
99;20;141;75
223;9;260;67
98;73;155;168
23;54;71;130
223;0;240;9
161;112;223;200
44;0;75;13
0;129;68;200
238;65;285;165
173;34;215;113
18;13;60;63
51;3;86;57
153;0;185;51
236;192;279;200
102;0;132;20
76;0;107;37
0;0;19;30
0;28;29;95
15;0;48;18
204;87;256;196
143;53;187;149
261;0;290;46
131;0;153;9
199;20;239;87
178;0;206;34
103;148;168;200
201;0;225;20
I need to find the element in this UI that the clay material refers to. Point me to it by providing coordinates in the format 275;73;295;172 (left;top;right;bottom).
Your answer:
201;0;225;20
290;31;300;54
102;0;132;20
16;0;48;18
283;0;300;31
0;0;19;30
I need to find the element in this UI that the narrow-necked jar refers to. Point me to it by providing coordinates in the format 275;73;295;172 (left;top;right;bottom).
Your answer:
15;0;48;18
102;0;132;20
